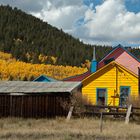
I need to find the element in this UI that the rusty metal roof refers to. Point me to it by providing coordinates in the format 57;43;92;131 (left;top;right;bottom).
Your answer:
0;81;81;94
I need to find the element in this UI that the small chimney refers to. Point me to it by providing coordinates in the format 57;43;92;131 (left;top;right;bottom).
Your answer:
90;47;97;73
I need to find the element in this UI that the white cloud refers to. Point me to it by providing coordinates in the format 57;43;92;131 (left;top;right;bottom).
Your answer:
0;0;45;12
31;0;87;31
1;0;140;45
73;0;140;45
31;0;140;45
1;0;87;34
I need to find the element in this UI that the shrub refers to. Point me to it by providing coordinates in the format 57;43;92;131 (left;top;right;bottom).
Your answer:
128;95;140;122
128;95;140;107
60;92;91;117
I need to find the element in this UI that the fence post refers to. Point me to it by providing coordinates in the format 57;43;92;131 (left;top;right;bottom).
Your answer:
125;104;132;124
99;112;103;132
66;106;74;121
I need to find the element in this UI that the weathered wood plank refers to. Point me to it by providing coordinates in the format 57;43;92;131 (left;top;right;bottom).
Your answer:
66;106;74;121
125;104;132;124
0;93;70;118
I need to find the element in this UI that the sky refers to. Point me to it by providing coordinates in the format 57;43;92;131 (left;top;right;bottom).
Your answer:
0;0;140;47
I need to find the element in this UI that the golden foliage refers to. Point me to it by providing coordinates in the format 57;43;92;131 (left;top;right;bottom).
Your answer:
81;59;91;70
38;54;57;64
0;51;87;81
0;51;14;61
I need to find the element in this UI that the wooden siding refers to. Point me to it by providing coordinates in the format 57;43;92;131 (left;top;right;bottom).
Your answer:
82;63;138;106
0;94;69;118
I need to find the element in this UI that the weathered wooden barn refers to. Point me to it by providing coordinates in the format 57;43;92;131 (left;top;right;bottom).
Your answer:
0;81;81;118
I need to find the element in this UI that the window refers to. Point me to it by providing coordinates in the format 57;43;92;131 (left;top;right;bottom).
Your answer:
104;58;115;65
120;86;130;106
96;88;107;105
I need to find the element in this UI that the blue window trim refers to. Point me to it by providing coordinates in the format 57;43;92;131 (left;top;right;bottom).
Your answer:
119;86;131;106
96;88;108;105
120;86;131;95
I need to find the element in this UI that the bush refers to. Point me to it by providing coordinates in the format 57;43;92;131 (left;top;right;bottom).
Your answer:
128;95;140;107
128;95;140;122
60;92;91;117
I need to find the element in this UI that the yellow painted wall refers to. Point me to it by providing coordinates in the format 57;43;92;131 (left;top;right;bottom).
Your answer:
82;64;138;106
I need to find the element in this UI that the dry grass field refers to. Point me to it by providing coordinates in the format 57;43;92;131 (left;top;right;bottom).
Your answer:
0;117;139;140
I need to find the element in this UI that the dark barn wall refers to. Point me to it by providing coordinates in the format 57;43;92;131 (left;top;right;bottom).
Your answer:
0;93;70;118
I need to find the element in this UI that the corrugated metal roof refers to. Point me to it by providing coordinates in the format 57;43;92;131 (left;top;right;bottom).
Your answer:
0;81;81;94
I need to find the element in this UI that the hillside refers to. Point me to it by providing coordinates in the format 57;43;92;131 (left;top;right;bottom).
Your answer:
0;5;113;66
0;51;86;80
0;5;140;66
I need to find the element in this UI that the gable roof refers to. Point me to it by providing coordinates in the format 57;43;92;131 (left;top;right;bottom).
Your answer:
98;45;140;75
64;45;140;82
83;61;138;85
63;71;91;81
99;44;140;64
33;75;57;82
0;81;81;94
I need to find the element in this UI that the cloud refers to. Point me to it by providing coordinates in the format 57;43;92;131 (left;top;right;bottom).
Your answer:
0;0;86;32
27;0;140;45
73;0;140;45
1;0;140;46
0;0;45;12
31;0;87;31
46;0;83;8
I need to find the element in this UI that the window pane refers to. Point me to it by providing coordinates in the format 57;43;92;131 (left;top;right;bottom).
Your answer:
120;87;130;106
97;88;107;105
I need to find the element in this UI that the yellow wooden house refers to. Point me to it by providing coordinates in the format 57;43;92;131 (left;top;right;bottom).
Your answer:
82;61;139;106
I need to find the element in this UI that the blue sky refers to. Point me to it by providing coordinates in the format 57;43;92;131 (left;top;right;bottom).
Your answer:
0;0;140;47
84;0;103;8
125;0;140;13
84;0;140;14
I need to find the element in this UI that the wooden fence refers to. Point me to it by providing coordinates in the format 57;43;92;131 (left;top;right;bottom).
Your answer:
84;105;140;117
0;93;69;118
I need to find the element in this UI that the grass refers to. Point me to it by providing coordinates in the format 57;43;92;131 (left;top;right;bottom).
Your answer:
0;117;139;140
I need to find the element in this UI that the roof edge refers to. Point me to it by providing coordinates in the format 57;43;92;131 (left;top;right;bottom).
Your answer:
33;74;58;81
82;61;138;83
63;71;90;81
99;45;140;64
